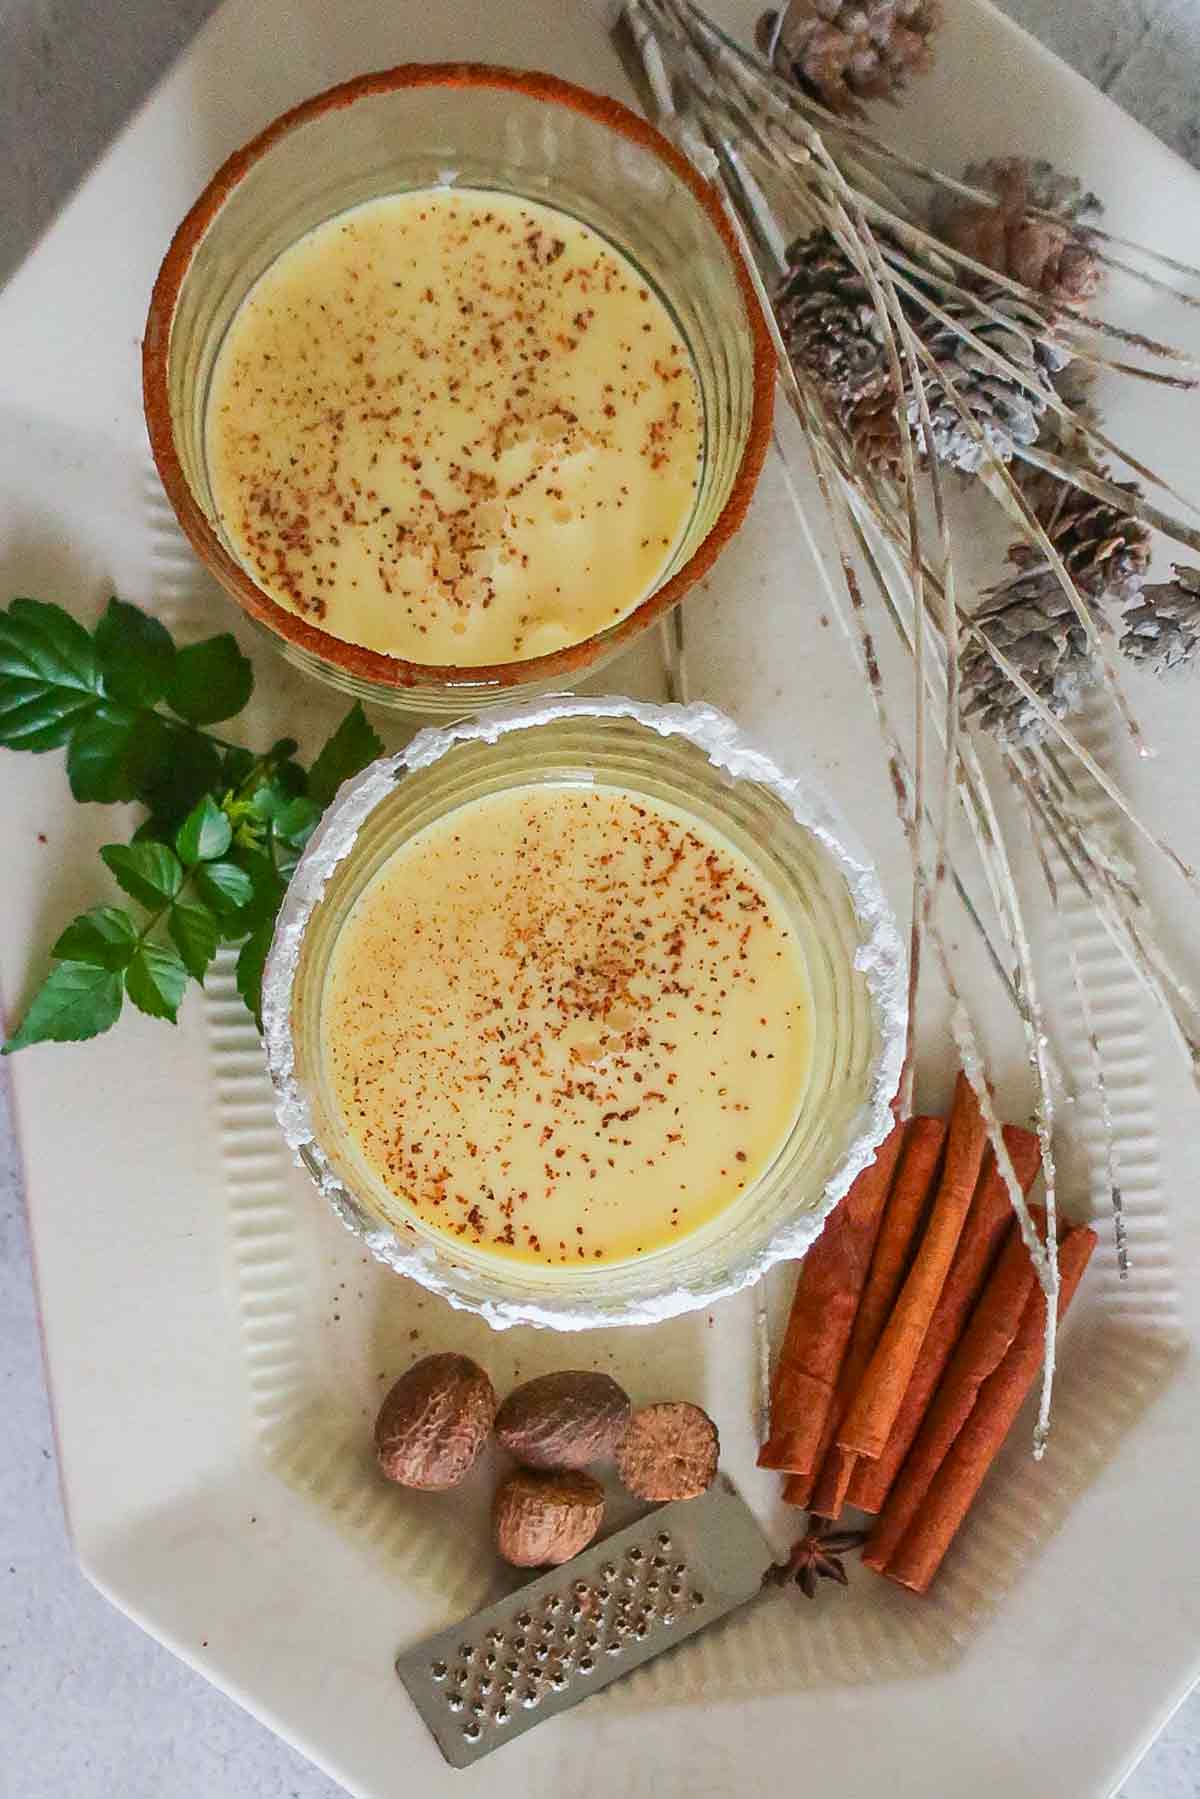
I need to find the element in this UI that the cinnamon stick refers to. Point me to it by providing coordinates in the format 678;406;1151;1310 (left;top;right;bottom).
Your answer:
782;1467;818;1509
838;1074;989;1462
785;1114;947;1512
757;1119;907;1474
880;1223;1097;1593
803;1415;859;1519
847;1125;1041;1514
861;1211;1046;1572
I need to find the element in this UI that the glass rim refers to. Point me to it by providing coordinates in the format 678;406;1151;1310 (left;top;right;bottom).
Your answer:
262;695;907;1329
142;62;776;694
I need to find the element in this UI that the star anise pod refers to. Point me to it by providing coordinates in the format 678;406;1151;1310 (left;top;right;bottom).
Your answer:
767;1517;868;1598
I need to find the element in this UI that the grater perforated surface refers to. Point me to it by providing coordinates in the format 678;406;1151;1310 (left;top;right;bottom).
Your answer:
394;1475;774;1765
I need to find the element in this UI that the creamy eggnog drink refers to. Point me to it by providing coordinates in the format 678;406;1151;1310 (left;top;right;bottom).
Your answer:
205;189;702;665
322;784;813;1267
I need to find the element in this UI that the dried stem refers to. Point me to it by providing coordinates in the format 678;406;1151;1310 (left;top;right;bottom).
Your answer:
1022;792;1129;1277
1016;442;1200;551
836;493;1033;1022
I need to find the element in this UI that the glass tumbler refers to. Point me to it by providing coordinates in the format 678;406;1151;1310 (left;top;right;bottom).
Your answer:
263;698;906;1330
144;65;774;714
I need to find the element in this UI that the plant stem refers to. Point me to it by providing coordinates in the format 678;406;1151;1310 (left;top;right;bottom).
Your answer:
152;710;245;759
133;868;202;952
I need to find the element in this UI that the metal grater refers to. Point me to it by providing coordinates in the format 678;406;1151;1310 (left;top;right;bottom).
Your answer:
395;1474;774;1767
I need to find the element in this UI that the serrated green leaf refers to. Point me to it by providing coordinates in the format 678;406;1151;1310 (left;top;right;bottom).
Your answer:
269;796;322;882
65;704;136;802
0;597;103;752
135;725;222;826
194;859;255;915
94;599;175;707
51;905;137;971
165;634;253;725
210;842;281;941
125;941;188;1021
247;779;290;825
275;796;321;845
101;841;184;911
176;793;233;865
168;900;220;981
307;702;384;808
230;847;286;931
272;846;298;884
3;960;123;1051
66;705;172;804
236;921;274;1031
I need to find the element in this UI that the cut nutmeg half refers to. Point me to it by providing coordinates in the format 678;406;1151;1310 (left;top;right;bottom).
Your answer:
493;1467;606;1567
615;1401;719;1501
495;1369;632;1470
374;1352;497;1491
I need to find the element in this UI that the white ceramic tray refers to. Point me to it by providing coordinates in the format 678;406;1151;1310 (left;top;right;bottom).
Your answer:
2;1;1199;1795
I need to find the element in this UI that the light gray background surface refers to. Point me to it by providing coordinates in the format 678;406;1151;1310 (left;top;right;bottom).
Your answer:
1;1;1198;1793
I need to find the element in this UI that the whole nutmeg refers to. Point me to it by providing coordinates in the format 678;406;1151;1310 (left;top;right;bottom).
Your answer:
493;1468;605;1567
375;1353;496;1491
615;1401;719;1501
495;1370;632;1470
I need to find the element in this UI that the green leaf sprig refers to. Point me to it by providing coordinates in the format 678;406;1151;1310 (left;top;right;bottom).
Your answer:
1;596;384;1050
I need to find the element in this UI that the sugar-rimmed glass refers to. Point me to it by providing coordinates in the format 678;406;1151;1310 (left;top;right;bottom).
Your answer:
144;66;773;714
262;697;906;1329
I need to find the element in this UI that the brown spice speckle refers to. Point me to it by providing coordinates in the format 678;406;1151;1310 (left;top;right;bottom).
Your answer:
326;787;809;1267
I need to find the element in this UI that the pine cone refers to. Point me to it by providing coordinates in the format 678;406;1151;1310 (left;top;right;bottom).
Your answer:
961;459;1148;742
775;230;905;468
776;234;1067;476
848;387;903;476
776;230;890;417
930;157;1103;306
757;1;941;116
1009;466;1150;604
910;287;1068;473
1121;565;1200;674
960;568;1099;744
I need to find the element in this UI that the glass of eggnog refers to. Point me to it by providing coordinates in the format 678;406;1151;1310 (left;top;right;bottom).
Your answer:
144;65;773;713
263;699;906;1329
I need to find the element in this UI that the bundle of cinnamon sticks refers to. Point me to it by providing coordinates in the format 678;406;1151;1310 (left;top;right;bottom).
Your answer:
759;1074;1097;1593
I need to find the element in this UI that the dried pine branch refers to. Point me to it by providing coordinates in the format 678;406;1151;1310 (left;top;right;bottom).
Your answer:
624;0;1200;1445
690;73;1066;1437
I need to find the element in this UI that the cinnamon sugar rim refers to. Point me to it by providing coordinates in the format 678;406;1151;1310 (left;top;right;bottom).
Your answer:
142;62;775;692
